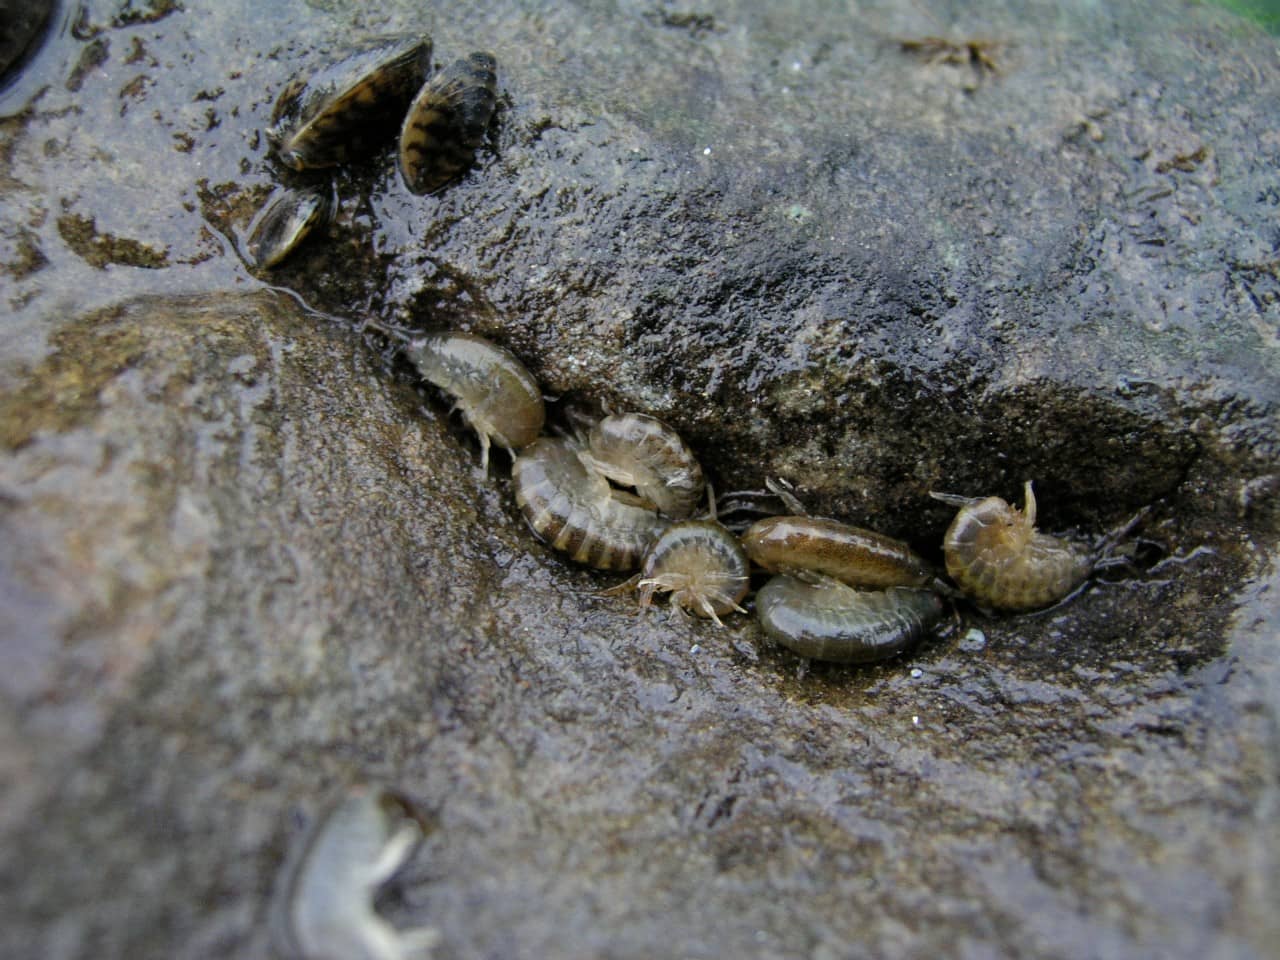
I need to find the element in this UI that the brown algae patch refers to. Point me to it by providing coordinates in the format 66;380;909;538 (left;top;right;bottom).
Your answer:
56;213;168;269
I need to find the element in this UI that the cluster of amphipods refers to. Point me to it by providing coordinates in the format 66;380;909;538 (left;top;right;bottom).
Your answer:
258;33;1150;960
374;317;1114;664
251;34;1125;666
245;34;498;270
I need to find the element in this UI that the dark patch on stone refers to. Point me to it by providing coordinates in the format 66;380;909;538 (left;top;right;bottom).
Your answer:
0;0;55;87
55;213;169;269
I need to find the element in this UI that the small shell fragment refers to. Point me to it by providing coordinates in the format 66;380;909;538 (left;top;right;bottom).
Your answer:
268;34;433;171
756;576;944;664
245;186;332;269
398;51;498;194
275;785;439;960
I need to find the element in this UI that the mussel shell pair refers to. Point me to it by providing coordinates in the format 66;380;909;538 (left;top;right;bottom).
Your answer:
267;34;432;171
266;34;497;194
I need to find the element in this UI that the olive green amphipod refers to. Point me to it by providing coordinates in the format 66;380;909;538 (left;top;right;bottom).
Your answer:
398;51;497;194
742;515;935;590
932;482;1094;611
268;34;432;170
756;577;944;664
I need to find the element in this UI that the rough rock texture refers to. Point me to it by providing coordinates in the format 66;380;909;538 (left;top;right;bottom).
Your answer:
0;1;1277;959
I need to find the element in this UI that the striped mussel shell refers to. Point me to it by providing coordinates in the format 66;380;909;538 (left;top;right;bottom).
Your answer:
398;51;497;194
244;185;332;269
267;34;432;171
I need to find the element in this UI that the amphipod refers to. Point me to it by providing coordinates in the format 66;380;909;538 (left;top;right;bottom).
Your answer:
275;785;439;960
741;515;935;589
932;481;1093;611
401;331;545;471
630;520;750;626
398;52;498;194
513;436;669;571
582;413;706;519
756;576;945;664
245;186;332;269
268;34;433;171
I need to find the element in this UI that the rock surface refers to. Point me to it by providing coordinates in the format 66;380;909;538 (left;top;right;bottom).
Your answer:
0;1;1277;958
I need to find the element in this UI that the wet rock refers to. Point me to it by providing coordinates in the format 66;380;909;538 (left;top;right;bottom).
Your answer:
0;1;1277;959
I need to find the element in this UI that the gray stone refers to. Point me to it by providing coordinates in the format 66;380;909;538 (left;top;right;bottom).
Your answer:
0;1;1277;958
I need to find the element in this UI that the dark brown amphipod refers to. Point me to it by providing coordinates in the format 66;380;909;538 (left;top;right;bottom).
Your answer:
741;515;936;590
267;34;433;171
932;481;1093;611
398;51;497;194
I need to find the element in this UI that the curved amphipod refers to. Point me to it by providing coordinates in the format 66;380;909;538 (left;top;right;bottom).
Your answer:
398;51;497;194
741;515;935;590
932;481;1093;611
275;785;439;960
632;520;750;626
583;413;706;519
403;331;544;471
756;576;944;663
245;185;332;270
513;436;669;571
268;34;433;171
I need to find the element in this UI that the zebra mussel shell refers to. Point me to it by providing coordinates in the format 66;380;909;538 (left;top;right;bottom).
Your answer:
268;34;433;171
245;185;332;270
398;51;497;194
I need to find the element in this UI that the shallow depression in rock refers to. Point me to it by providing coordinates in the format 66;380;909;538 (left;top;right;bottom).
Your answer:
0;1;1278;958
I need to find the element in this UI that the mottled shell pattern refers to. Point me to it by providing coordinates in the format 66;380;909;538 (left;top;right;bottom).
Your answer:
756;576;945;664
398;51;498;194
636;520;750;626
741;515;934;590
514;436;669;571
934;481;1094;611
403;331;545;471
583;412;706;519
268;34;433;171
245;185;332;270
